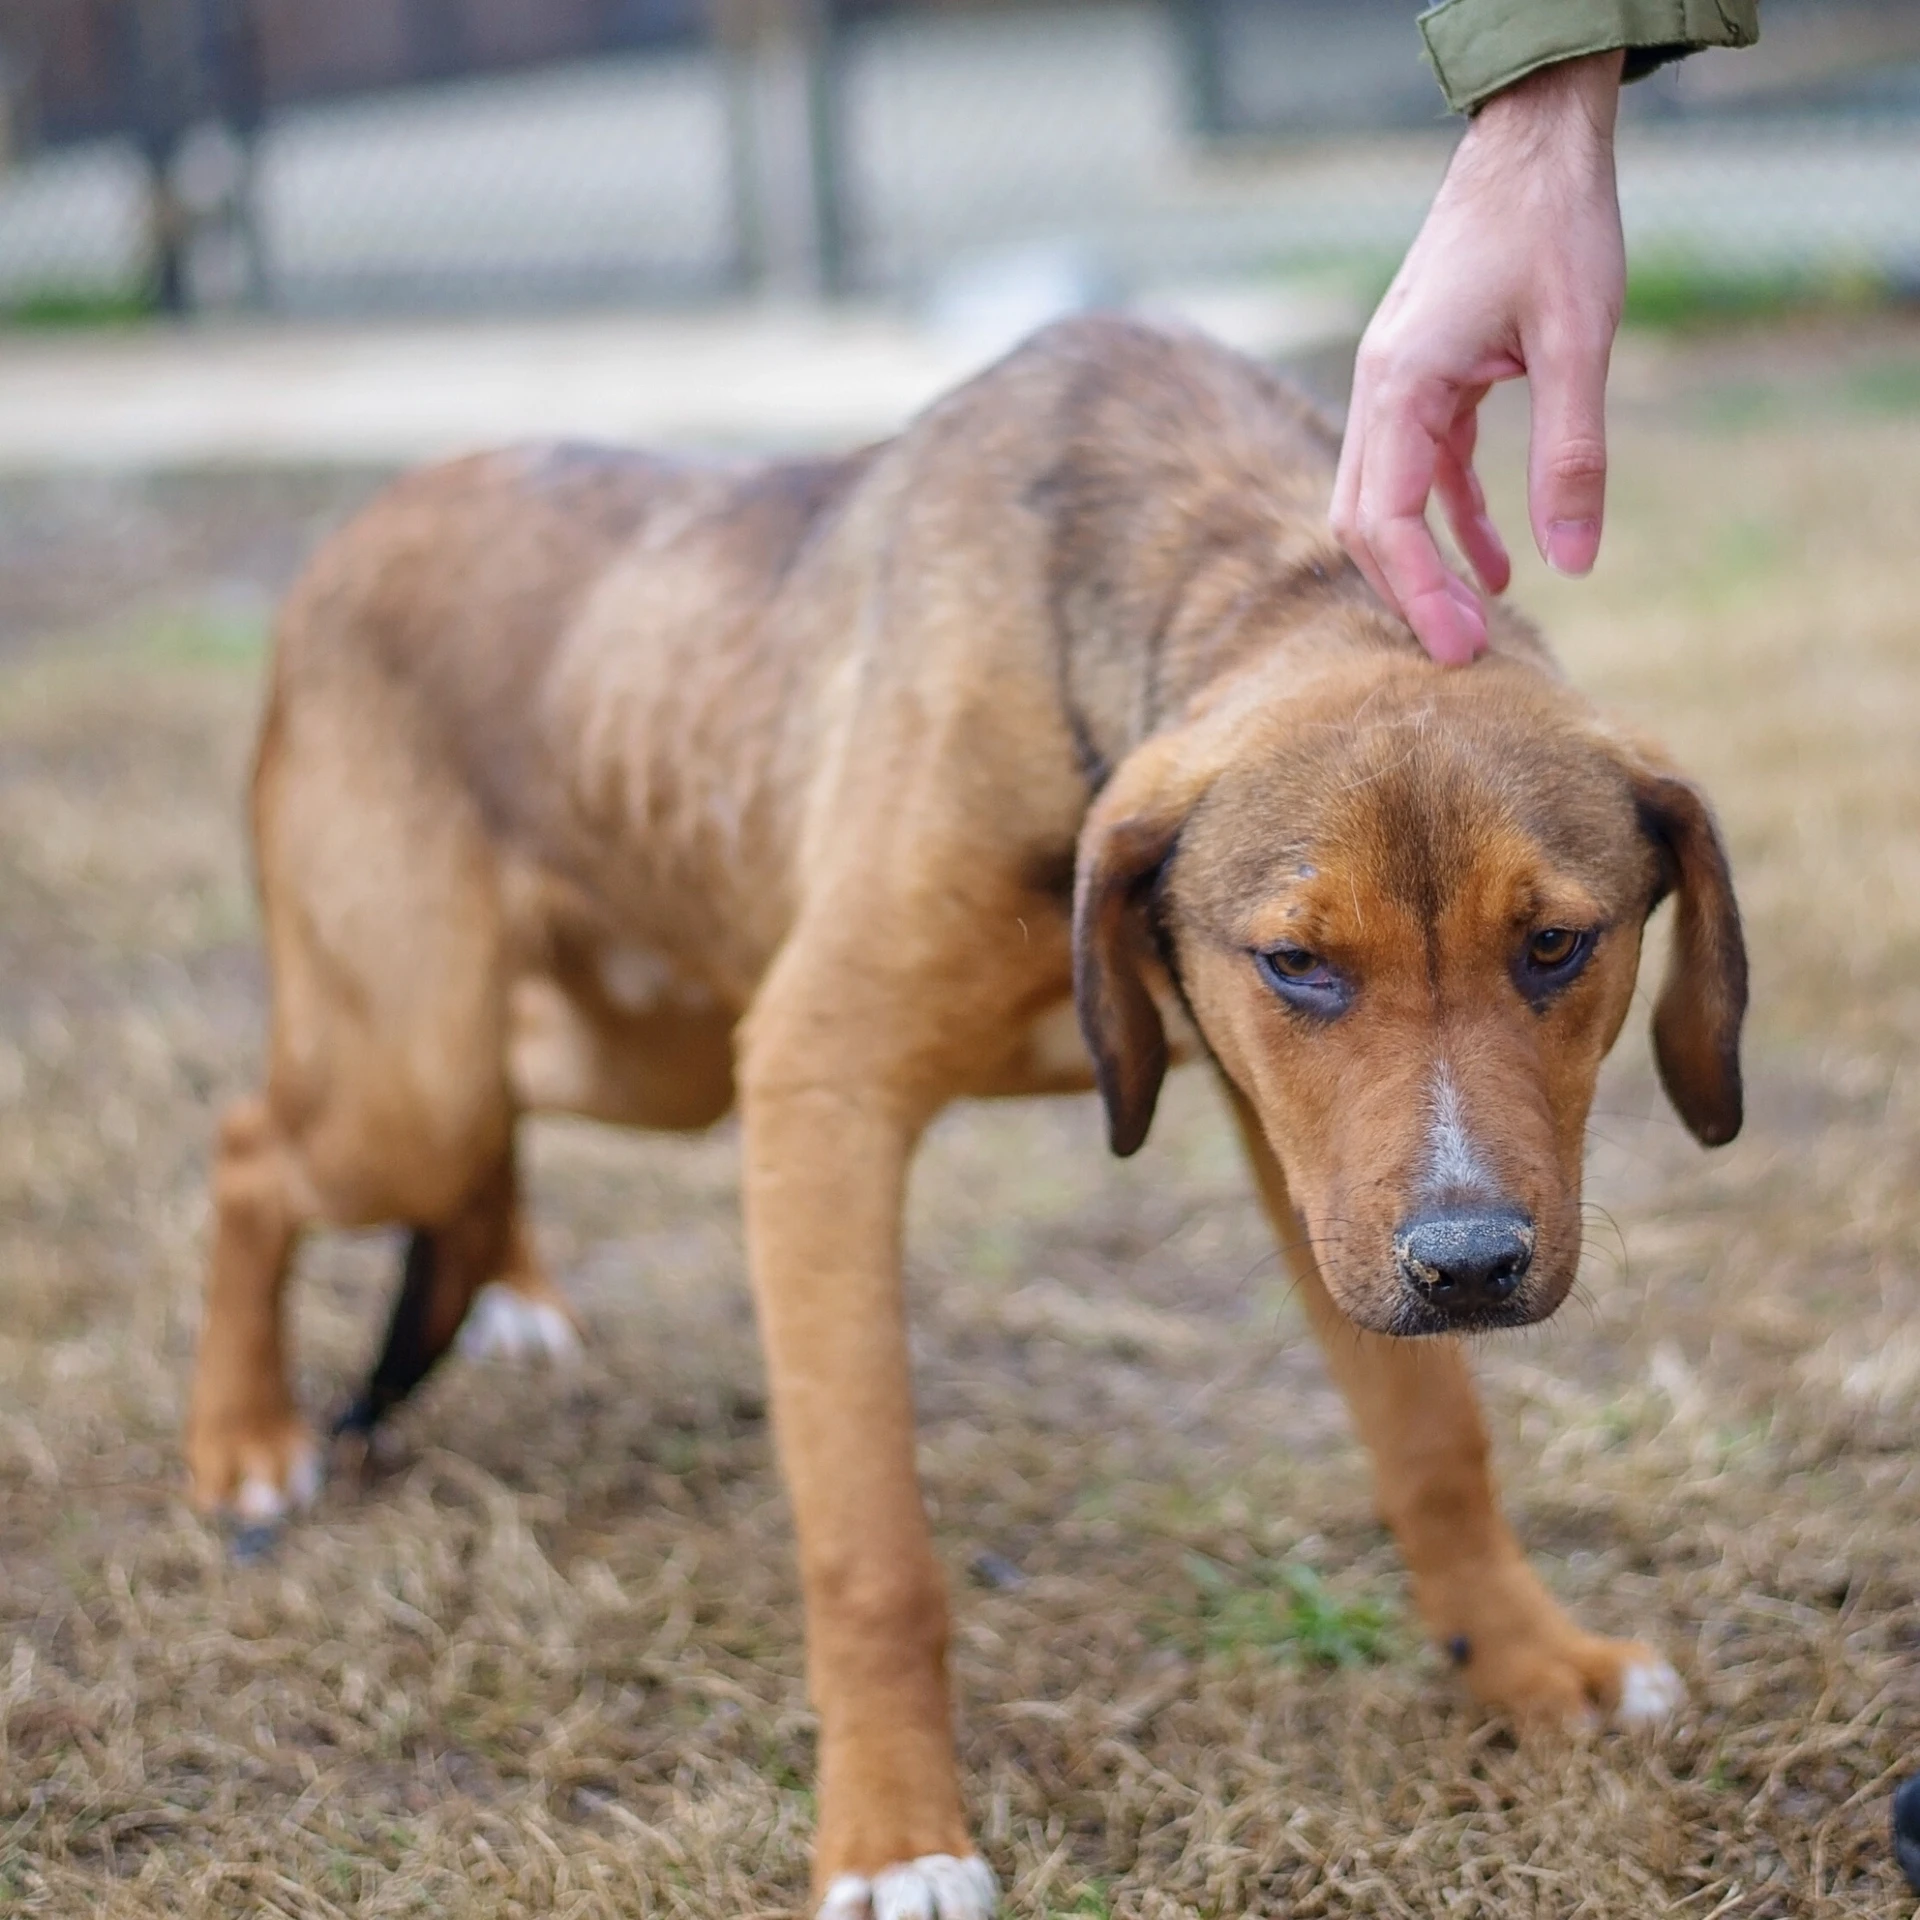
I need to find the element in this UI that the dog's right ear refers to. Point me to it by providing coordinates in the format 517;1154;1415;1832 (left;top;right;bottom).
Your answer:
1073;740;1208;1158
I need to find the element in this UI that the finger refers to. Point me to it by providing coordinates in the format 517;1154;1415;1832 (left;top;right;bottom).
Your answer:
1435;407;1510;595
1360;394;1487;665
1331;364;1393;609
1527;324;1611;576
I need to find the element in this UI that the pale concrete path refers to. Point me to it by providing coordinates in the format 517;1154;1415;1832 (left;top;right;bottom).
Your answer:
0;287;1358;472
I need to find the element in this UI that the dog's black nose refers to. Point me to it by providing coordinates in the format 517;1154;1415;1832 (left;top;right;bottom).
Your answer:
1396;1208;1535;1319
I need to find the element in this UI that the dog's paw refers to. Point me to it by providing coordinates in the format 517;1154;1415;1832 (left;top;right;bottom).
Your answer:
817;1854;998;1920
1565;1640;1683;1733
456;1281;582;1364
1459;1627;1684;1734
185;1414;321;1526
1612;1653;1684;1727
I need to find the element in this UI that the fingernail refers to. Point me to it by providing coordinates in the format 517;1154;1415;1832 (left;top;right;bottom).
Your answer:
1545;520;1600;576
1437;581;1487;663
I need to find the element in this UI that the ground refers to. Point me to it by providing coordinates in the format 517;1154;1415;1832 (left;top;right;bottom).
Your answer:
2;322;1919;1918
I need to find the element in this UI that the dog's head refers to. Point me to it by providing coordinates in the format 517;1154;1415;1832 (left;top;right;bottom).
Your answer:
1074;654;1746;1336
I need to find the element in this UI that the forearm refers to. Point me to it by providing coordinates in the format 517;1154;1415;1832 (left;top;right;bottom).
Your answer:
1420;0;1759;116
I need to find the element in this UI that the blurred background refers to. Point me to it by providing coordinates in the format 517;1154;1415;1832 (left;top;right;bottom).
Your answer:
0;0;1917;361
0;0;1916;469
1;0;1918;317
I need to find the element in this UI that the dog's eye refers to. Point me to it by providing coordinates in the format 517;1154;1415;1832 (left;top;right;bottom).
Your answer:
1266;945;1324;981
1254;946;1351;1016
1521;926;1593;984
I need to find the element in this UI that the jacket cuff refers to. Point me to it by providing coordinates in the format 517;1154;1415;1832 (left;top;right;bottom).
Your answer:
1418;0;1759;116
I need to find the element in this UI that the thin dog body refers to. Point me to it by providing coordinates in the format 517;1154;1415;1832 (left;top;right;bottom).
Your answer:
186;317;1746;1918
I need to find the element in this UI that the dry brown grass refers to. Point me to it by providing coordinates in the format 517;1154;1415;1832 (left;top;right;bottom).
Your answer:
3;323;1919;1918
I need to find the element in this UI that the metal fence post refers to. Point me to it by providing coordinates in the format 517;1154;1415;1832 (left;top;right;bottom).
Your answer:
120;0;194;312
803;0;848;295
714;0;851;300
716;0;768;291
1173;0;1230;139
213;0;270;308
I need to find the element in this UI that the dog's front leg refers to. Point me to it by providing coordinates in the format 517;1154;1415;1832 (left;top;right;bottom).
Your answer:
739;981;996;1920
1228;1085;1681;1731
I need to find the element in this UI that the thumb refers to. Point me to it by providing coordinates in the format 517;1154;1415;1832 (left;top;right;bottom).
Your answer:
1527;328;1611;577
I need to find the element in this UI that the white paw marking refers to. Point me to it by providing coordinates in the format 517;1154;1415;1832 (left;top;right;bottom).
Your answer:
818;1875;871;1920
817;1854;997;1920
599;944;676;1012
235;1438;320;1521
235;1476;283;1523
1615;1657;1684;1726
599;944;715;1014
457;1283;582;1364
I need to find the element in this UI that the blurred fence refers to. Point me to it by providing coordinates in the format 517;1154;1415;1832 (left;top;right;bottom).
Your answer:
0;0;1916;317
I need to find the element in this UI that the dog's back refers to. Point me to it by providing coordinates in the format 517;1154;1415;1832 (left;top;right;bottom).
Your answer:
224;315;1567;1402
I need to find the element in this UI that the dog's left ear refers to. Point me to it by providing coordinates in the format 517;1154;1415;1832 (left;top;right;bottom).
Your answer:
1634;767;1748;1147
1073;740;1207;1158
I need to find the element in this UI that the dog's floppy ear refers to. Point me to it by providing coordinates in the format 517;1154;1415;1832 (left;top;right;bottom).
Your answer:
1634;768;1748;1146
1073;740;1206;1158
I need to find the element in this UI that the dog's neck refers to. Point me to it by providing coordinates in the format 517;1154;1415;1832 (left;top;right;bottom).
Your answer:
1053;525;1548;793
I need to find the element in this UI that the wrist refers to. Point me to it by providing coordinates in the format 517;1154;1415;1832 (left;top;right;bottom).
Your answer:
1471;49;1625;149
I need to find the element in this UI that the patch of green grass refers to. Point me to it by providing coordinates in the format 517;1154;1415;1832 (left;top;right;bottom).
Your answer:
1599;1398;1638;1448
1843;358;1920;417
1695;378;1795;433
1710;514;1782;578
1260;248;1403;302
134;608;271;667
1665;509;1792;613
1048;1883;1113;1919
761;1742;811;1794
652;1429;704;1476
2;285;155;329
1179;1552;1397;1668
1622;258;1891;333
1706;1418;1773;1474
1690;354;1920;436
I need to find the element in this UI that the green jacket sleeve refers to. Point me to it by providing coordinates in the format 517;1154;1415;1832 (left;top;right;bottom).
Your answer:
1418;0;1759;115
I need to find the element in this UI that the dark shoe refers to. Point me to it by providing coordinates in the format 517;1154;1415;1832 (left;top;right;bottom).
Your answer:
1894;1773;1920;1896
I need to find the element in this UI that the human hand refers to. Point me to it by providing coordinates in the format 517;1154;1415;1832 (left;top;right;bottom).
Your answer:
1332;51;1627;664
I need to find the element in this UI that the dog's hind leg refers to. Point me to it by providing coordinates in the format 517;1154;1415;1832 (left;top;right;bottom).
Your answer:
1227;1081;1683;1731
188;742;518;1521
333;1151;528;1446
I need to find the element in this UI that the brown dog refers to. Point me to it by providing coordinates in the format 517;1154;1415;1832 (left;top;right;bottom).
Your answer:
185;316;1745;1918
